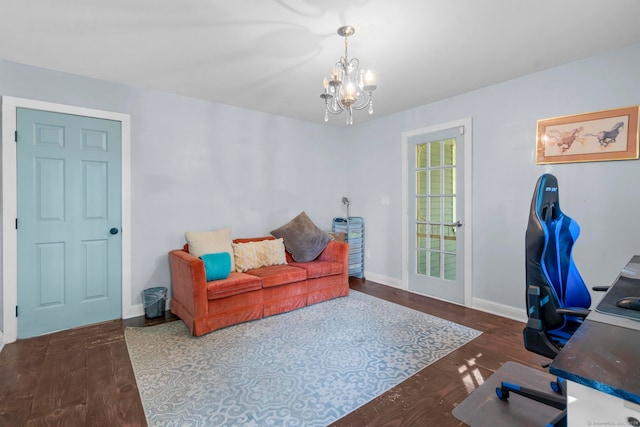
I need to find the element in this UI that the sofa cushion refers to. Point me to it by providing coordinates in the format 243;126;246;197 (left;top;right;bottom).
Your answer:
200;252;231;281
206;272;262;300
287;260;343;279
185;227;235;273
270;211;331;262
244;264;307;288
232;238;287;272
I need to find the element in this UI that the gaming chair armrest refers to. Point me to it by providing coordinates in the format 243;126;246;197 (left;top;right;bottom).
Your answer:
556;307;590;318
592;286;609;292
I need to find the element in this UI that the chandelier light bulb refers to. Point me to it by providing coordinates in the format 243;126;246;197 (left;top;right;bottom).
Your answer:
319;25;377;125
344;82;355;102
364;70;375;86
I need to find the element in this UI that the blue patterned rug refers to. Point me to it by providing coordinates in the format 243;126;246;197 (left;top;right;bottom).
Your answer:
125;290;481;427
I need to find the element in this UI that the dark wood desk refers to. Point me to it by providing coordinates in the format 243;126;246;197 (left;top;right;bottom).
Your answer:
550;319;640;404
549;256;640;424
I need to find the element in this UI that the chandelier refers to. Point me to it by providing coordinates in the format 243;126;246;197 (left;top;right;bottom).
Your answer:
320;26;377;125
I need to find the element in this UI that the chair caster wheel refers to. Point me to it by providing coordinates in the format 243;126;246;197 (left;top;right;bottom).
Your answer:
496;387;510;400
550;381;563;395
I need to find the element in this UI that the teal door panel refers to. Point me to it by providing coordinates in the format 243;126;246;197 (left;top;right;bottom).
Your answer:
17;108;122;338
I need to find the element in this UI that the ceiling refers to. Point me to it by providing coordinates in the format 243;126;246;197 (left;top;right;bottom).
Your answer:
2;0;640;126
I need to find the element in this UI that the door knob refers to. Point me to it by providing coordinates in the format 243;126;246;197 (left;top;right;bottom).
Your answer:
110;228;119;235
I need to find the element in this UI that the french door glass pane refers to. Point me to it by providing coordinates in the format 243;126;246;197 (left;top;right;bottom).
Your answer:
416;143;427;168
444;138;456;166
417;250;426;275
429;251;440;277
429;169;441;193
430;141;441;167
417;224;427;249
444;253;456;280
417;171;427;195
443;196;455;223
429;196;441;222
444;226;456;252
417;197;426;221
444;168;454;194
430;224;440;250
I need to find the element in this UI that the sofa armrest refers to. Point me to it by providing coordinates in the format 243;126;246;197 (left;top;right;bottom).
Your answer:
317;241;349;277
168;249;208;317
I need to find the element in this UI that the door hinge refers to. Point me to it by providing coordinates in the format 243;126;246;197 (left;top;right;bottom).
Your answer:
15;218;18;230
459;125;465;135
16;306;18;317
15;130;17;142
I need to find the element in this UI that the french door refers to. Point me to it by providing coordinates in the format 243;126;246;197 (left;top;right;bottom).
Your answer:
403;121;470;304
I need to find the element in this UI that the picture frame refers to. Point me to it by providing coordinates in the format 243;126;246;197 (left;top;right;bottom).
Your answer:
535;106;639;164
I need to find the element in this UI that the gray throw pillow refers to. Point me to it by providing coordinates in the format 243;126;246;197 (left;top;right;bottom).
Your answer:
271;211;331;262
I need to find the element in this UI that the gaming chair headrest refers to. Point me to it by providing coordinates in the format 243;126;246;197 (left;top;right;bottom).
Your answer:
531;173;562;223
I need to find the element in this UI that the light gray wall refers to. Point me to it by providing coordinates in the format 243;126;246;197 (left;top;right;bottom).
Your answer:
2;42;640;332
346;43;640;310
0;60;349;319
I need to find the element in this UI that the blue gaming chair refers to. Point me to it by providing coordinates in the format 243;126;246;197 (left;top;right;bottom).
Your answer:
523;173;592;358
496;174;605;427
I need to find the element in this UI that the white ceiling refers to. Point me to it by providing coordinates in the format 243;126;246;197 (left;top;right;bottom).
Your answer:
2;0;640;126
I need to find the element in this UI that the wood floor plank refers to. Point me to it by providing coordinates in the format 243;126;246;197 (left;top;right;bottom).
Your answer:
28;365;87;420
0;279;548;426
25;403;86;427
86;332;145;427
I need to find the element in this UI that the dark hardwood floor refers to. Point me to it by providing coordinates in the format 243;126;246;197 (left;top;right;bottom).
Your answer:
0;279;549;426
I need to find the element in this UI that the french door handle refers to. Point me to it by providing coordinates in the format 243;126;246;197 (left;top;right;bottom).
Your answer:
445;220;463;234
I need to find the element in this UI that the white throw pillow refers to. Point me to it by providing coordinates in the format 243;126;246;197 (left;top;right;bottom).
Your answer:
185;227;235;273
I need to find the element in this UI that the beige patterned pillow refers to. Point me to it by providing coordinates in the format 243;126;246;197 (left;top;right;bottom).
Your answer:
232;238;287;272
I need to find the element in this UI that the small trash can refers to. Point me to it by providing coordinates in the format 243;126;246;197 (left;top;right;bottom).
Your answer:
142;286;168;318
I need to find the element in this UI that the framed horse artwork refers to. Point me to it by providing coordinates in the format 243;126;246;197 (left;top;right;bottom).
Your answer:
536;106;639;164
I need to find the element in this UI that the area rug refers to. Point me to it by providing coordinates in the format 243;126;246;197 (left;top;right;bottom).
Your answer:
126;290;481;427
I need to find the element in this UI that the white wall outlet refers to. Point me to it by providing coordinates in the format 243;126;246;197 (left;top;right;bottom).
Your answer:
381;196;390;206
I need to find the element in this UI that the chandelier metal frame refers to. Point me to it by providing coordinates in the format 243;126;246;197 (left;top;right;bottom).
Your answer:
320;26;377;125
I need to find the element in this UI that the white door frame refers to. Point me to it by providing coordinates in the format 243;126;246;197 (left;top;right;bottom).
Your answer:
401;118;473;307
2;96;132;343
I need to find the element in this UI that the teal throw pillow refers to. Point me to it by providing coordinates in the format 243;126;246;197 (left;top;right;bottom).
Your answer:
200;252;231;281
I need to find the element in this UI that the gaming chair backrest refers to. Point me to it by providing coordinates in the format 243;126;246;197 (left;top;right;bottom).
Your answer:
525;174;591;331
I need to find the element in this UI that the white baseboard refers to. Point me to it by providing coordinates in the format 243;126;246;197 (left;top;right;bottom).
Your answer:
125;304;145;319
362;272;527;323
361;271;402;289
124;298;172;320
0;301;172;347
472;297;527;322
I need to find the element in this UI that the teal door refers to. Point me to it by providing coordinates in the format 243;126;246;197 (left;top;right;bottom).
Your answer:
16;108;122;338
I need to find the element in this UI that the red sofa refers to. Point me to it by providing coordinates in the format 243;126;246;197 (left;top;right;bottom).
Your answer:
168;236;349;336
